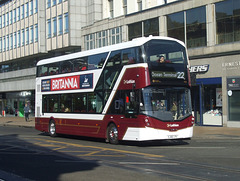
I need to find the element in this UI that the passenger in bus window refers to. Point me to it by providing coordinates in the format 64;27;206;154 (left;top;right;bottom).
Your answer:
157;55;165;63
127;57;135;64
54;102;58;112
157;55;171;63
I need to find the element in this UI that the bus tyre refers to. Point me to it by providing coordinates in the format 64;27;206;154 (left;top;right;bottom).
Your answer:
107;123;119;144
49;120;57;137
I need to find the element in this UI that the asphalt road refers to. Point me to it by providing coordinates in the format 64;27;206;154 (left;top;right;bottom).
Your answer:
0;126;240;181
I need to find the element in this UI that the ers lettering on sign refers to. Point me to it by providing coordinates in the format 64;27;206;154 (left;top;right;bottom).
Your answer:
51;75;80;91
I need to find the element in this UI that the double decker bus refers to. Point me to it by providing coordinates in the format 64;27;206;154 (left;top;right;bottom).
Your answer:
35;36;194;144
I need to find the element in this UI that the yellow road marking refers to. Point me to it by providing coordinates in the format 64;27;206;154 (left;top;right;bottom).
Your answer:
35;138;164;158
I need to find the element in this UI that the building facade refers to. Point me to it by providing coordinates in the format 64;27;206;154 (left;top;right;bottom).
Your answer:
0;0;101;116
1;0;240;127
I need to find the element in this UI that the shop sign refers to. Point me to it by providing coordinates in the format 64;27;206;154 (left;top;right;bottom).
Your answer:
20;91;32;97
222;61;240;70
227;78;240;90
189;65;209;73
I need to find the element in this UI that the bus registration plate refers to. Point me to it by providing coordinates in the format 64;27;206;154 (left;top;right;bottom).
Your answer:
168;135;178;139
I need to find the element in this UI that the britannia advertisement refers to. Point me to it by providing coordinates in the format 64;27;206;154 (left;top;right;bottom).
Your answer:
41;74;93;92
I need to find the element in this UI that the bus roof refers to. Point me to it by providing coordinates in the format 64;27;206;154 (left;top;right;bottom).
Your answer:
37;36;185;66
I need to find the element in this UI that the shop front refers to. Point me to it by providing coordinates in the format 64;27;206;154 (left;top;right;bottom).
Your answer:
0;91;35;117
191;54;240;127
192;78;223;126
190;63;223;126
227;77;240;126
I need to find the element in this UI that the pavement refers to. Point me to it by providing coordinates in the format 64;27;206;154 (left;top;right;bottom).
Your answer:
0;115;240;139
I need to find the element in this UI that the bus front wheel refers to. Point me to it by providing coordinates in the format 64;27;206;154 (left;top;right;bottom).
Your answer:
107;123;119;144
49;120;57;137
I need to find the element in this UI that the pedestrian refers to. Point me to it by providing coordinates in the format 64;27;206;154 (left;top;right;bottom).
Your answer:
24;103;30;122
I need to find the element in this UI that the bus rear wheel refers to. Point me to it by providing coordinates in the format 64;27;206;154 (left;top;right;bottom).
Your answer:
49;120;57;137
107;123;119;144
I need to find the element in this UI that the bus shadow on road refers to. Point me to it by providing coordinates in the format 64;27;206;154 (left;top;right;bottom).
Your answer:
0;134;100;181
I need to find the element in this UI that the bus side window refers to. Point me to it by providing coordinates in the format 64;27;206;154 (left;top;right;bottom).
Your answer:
107;51;121;67
49;62;60;75
72;57;88;72
38;65;48;77
122;48;136;65
88;53;108;69
60;60;73;73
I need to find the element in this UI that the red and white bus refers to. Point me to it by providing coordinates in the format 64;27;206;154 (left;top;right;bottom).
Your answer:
35;36;194;144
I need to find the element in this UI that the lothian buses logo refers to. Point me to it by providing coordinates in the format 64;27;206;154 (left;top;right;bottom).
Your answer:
167;124;179;128
124;79;135;84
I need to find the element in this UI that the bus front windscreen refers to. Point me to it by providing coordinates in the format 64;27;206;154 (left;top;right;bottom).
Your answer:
144;39;187;64
144;40;188;83
140;87;192;121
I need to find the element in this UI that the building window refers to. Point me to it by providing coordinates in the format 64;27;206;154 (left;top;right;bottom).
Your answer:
25;2;29;17
35;24;38;42
21;5;25;19
22;29;25;46
109;0;113;18
6;35;9;51
0;16;2;28
123;0;127;15
17;30;21;47
116;27;122;44
26;28;29;45
102;30;108;47
167;12;184;43
14;32;17;48
128;18;159;40
85;34;95;50
144;18;159;37
6;12;9;26
30;0;33;15
128;22;142;40
53;17;57;37
110;27;122;45
186;6;206;48
53;0;57;6
167;6;206;48
10;33;13;49
96;30;108;48
58;15;63;35
30;25;34;44
3;36;5;52
97;32;102;48
64;13;69;33
47;19;51;38
47;0;51;8
13;9;16;23
35;0;38;13
9;11;12;25
137;0;142;11
216;0;240;44
2;14;5;27
17;6;20;21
